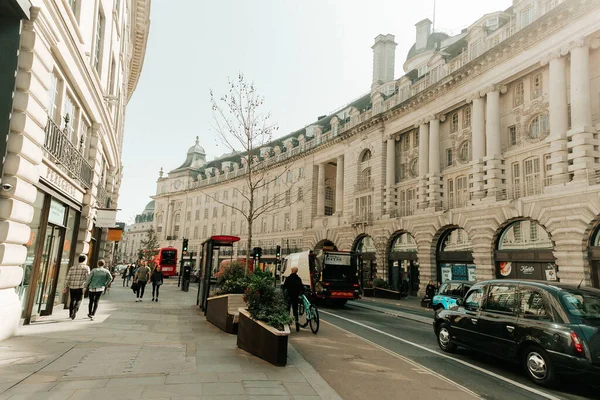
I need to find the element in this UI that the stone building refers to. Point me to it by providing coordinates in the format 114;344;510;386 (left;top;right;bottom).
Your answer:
0;0;150;340
153;0;600;297
120;200;155;263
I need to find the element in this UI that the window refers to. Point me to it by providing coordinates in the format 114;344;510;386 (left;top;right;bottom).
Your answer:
232;189;238;199
524;157;542;196
284;213;290;231
530;220;538;241
211;224;216;235
519;288;551;320
275;176;280;186
62;94;77;143
514;81;524;107
361;150;372;162
355;195;372;217
451;112;459;133
297;187;303;201
47;73;61;122
195;210;200;220
212;208;217;218
520;5;534;28
221;223;226;234
203;209;208;219
186;211;191;221
67;0;77;13
446;149;453;167
93;11;105;73
485;285;517;313
285;189;291;206
222;205;227;216
240;221;246;236
418;64;428;77
458;141;471;163
193;227;199;239
223;190;228;200
286;170;293;182
463;107;471;128
529;114;549;139
464;288;485;311
108;58;116;95
470;39;482;59
531;73;543;99
202;226;207;238
413;131;419;148
297;210;303;229
230;221;235;233
298;167;305;179
508;125;517;146
403;134;410;150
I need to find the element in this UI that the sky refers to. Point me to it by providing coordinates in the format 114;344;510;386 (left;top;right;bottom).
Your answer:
118;0;513;224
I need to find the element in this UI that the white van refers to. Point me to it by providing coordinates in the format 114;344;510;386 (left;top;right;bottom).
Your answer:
280;251;312;288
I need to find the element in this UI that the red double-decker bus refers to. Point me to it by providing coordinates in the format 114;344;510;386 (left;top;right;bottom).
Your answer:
155;247;178;277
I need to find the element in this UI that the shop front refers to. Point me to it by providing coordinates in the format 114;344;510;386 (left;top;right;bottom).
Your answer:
388;232;419;295
495;219;556;281
589;225;600;288
17;178;82;324
436;227;476;283
353;235;377;290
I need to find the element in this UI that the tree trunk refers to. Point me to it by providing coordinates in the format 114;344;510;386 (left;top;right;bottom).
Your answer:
246;218;252;276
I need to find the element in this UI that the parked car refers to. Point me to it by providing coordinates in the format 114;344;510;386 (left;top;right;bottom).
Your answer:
433;279;600;387
431;280;474;310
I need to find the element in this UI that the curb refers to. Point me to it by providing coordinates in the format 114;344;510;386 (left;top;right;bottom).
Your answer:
288;344;343;400
351;302;433;325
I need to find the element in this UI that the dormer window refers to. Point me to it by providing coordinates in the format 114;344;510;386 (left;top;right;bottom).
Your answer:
520;4;534;28
485;17;499;31
418;65;428;77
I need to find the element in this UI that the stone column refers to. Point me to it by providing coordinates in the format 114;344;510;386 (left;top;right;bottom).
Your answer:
335;155;344;215
385;137;396;214
316;163;325;216
567;41;598;181
469;94;486;200
546;53;570;184
483;87;505;200
165;200;173;237
417;121;429;209
427;118;442;208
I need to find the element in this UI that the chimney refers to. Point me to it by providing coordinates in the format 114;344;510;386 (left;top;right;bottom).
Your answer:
415;19;432;51
371;34;397;89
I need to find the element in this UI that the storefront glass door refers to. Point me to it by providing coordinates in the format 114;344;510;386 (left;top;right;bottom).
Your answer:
34;224;65;316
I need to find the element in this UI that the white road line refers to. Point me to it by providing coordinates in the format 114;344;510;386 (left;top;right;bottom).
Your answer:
320;310;564;400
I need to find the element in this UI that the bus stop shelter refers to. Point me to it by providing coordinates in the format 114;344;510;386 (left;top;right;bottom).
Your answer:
197;235;240;313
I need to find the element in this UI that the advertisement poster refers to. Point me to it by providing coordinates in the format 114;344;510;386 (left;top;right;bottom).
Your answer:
544;264;557;281
451;264;468;281
467;265;477;282
440;265;452;282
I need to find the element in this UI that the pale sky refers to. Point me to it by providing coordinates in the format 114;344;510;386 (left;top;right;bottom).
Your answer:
119;0;513;224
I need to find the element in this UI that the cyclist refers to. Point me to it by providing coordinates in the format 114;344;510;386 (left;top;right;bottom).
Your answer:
282;266;304;332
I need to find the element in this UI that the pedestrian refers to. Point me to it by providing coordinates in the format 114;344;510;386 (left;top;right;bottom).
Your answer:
401;277;409;299
84;259;113;320
151;265;163;302
425;279;437;309
129;263;137;282
134;261;151;302
63;254;90;320
282;266;304;332
122;264;130;287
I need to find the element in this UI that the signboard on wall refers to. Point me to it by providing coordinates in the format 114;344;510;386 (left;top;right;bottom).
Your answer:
107;228;123;242
48;199;66;225
96;209;117;228
497;261;558;280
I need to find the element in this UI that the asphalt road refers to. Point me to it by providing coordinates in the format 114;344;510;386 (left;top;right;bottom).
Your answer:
314;303;600;400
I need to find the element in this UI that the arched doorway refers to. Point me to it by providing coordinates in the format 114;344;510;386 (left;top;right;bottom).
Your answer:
314;239;338;254
495;219;556;281
589;226;600;288
353;235;377;290
436;227;475;283
388;232;419;295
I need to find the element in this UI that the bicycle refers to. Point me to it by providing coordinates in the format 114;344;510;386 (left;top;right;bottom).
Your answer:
297;294;319;334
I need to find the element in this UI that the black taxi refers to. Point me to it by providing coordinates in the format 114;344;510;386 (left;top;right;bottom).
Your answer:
433;279;600;387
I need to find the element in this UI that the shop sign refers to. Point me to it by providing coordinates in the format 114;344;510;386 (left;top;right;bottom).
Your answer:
41;165;84;203
324;253;351;266
441;265;452;282
467;265;477;282
96;209;117;228
497;261;558;280
48;199;66;225
107;228;123;242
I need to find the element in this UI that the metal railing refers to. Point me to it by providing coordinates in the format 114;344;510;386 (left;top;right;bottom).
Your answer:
354;179;373;192
44;117;93;188
351;212;372;225
96;184;111;208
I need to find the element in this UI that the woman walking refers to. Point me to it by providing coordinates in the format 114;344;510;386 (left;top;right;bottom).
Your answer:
151;265;163;302
134;261;151;302
84;260;113;320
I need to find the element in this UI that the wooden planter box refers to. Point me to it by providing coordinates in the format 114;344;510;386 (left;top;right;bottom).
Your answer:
237;308;290;366
206;294;246;334
374;287;403;300
362;288;375;297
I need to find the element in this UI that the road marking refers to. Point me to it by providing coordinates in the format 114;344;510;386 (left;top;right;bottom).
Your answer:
320;310;564;400
322;320;482;399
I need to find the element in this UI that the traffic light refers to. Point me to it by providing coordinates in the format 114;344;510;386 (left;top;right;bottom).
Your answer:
253;247;262;259
182;238;189;255
275;245;281;258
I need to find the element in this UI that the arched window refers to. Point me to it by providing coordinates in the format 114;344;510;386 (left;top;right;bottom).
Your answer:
458;141;471;163
529;114;549;139
531;73;543;99
361;149;372;162
463;107;471;128
498;220;552;250
174;213;181;233
391;233;417;252
514;81;524;107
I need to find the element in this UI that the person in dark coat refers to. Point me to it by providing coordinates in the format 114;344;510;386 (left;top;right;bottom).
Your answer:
282;267;304;332
401;277;410;299
150;265;163;302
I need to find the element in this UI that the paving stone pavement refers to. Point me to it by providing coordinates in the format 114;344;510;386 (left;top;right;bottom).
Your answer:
0;279;341;400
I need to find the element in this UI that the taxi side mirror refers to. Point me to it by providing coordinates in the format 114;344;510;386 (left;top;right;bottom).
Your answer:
456;298;464;306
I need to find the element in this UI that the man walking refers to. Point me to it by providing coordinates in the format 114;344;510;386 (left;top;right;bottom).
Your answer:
134;261;151;302
282;267;304;332
84;260;113;320
64;254;90;320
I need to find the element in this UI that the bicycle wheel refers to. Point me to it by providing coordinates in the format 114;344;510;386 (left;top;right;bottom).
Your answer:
309;305;319;334
297;301;309;328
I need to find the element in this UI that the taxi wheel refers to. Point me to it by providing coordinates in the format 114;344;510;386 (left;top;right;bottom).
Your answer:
436;322;457;353
522;345;555;387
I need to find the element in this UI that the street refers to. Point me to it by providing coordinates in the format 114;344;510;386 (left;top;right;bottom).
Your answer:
292;300;600;400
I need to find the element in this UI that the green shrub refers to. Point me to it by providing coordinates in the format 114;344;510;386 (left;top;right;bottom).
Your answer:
373;278;389;289
216;262;247;294
244;273;292;331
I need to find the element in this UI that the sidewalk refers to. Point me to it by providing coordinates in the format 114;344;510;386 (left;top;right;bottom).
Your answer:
0;280;340;400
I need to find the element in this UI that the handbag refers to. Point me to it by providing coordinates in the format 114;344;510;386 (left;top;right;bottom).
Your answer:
131;281;139;292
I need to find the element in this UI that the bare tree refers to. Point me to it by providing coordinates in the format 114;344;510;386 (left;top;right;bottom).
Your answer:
209;75;304;274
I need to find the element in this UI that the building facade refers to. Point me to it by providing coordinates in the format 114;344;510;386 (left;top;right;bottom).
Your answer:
153;0;600;297
120;200;154;263
0;0;151;340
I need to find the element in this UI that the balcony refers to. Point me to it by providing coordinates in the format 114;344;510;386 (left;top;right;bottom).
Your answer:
354;179;373;192
44;116;93;188
96;184;111;208
351;212;372;225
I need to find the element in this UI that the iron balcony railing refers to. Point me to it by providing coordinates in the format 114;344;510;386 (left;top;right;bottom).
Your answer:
354;179;373;192
351;212;372;225
44;116;93;188
96;184;111;208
